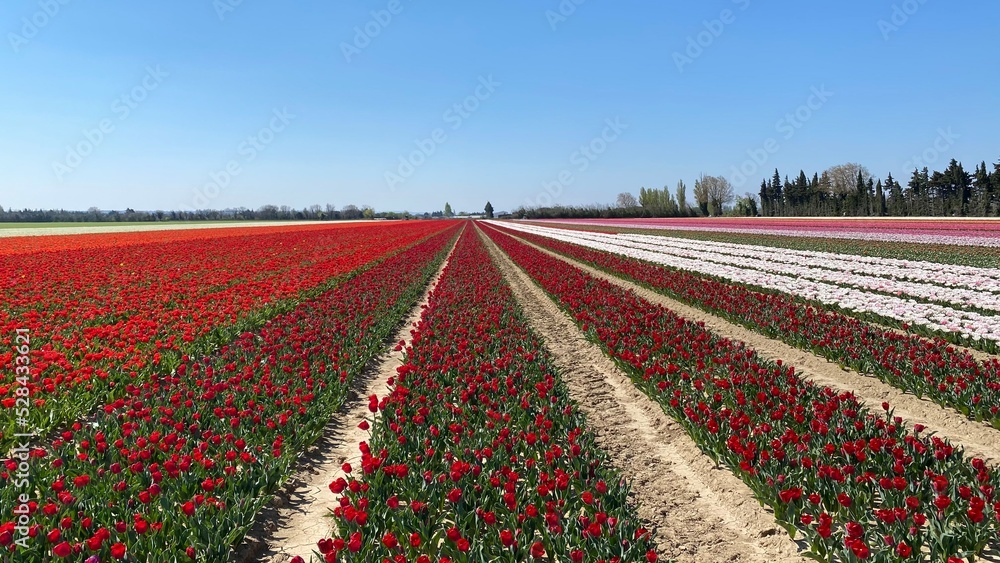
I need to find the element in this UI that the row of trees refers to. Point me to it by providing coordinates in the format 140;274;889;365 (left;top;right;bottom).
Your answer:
519;174;739;219
2;201;502;223
441;202;497;218
0;204;420;223
759;159;1000;217
518;155;999;220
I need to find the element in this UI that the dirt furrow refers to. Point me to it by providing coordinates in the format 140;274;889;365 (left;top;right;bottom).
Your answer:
480;227;806;563
505;231;1000;465
236;240;457;562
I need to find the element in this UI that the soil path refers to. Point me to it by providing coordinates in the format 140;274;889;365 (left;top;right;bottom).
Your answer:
480;227;806;563
502;230;1000;465
234;239;457;562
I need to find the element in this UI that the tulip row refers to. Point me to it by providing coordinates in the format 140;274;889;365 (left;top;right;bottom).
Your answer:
546;218;1000;248
482;222;1000;562
532;221;1000;270
604;232;1000;300
488;222;1000;427
0;221;451;450
534;223;1000;292
320;228;659;563
0;225;459;562
500;222;1000;349
558;229;1000;338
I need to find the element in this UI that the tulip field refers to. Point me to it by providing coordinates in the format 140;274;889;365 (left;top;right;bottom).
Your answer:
4;218;1000;562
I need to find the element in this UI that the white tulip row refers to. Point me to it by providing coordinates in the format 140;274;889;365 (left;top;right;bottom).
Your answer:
543;220;1000;248
491;221;1000;343
622;234;1000;293
532;230;1000;314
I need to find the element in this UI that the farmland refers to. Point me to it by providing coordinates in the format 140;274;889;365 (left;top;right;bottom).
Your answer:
3;218;1000;562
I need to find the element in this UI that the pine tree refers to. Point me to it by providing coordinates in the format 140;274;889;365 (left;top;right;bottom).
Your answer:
794;171;809;214
810;173;821;215
885;173;904;216
855;170;867;216
770;169;782;215
875;179;886;216
973;162;993;216
484;201;494;218
444;202;453;217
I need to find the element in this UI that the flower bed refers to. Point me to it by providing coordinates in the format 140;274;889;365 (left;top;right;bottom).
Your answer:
483;222;1000;562
320;228;659;563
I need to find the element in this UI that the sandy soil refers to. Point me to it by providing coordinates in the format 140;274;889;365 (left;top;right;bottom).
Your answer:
504;232;1000;465
480;227;806;563
0;220;381;238
234;239;457;562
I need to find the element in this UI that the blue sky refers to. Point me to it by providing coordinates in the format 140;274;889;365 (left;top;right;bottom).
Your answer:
1;1;997;214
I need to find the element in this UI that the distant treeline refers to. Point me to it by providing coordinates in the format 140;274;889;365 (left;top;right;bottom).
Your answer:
516;158;1000;219
511;204;653;220
0;204;437;223
759;159;1000;217
515;176;732;219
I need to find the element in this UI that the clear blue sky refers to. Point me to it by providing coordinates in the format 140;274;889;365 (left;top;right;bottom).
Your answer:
1;1;997;214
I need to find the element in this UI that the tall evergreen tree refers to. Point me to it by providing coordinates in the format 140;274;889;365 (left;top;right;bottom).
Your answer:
770;169;783;215
973;162;993;216
810;172;821;214
854;170;868;215
792;170;808;214
885;173;904;216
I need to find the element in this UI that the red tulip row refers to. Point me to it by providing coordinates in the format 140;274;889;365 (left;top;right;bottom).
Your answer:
489;223;1000;429
0;225;459;562
0;221;453;449
319;228;659;563
482;222;1000;562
